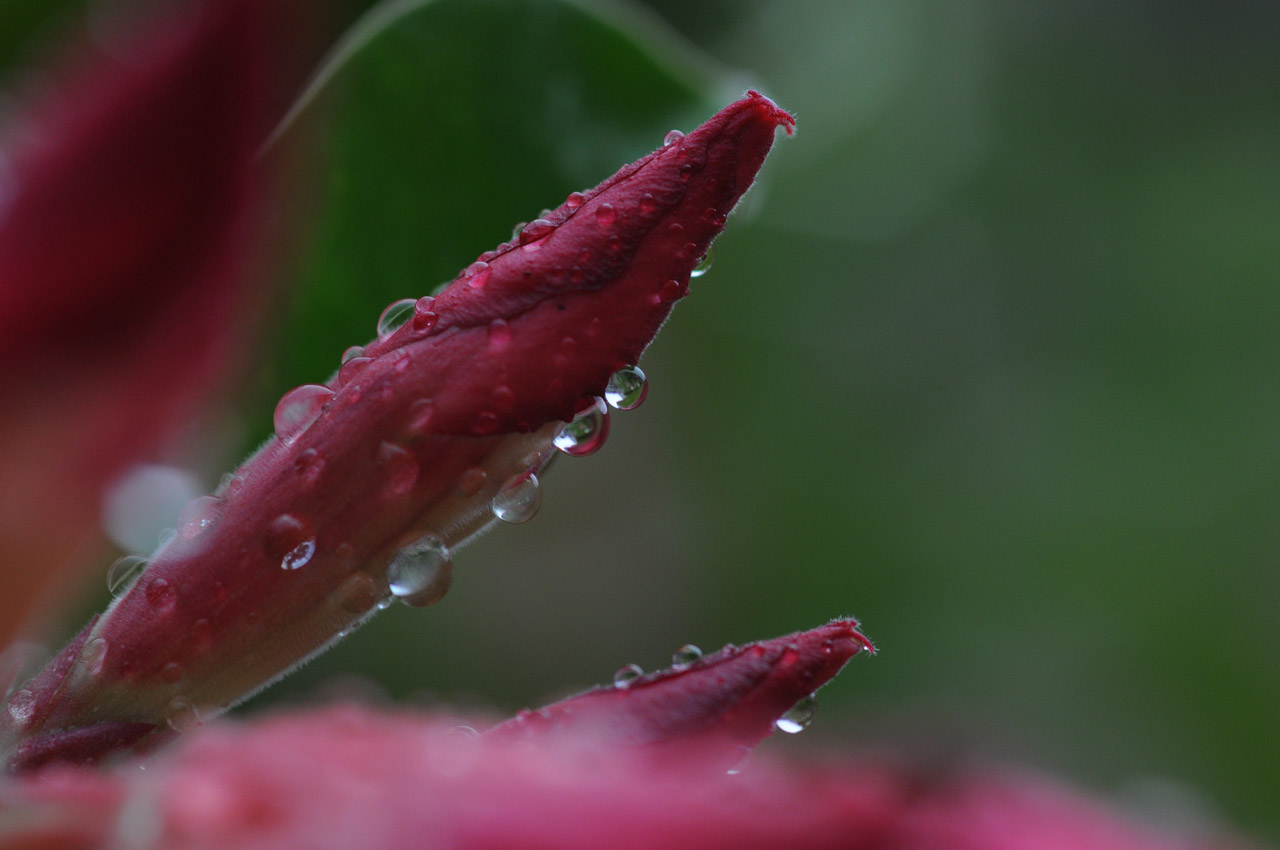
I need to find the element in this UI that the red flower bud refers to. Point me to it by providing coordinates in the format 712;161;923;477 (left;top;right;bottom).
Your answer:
2;92;796;768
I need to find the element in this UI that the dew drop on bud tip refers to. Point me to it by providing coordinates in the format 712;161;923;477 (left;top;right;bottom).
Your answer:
775;693;817;734
690;246;714;278
613;664;643;688
663;129;684;146
274;384;334;443
377;298;417;338
106;555;148;596
553;402;610;457
565;191;585;210
492;472;542;523
671;644;702;667
605;365;648;410
386;534;453;607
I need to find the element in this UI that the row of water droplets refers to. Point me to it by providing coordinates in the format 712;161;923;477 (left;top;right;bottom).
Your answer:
610;642;818;735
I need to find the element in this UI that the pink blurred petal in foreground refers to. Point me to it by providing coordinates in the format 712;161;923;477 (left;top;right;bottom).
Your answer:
0;0;273;647
0;705;1263;850
1;93;796;767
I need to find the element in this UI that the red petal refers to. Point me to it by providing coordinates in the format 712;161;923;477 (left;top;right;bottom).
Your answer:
0;0;271;648
486;618;874;765
1;93;794;764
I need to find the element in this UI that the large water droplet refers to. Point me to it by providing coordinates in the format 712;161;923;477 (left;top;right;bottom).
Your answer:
281;538;316;571
657;279;684;303
553;401;610;457
492;472;542;523
338;356;372;387
387;535;453;607
775;693;817;734
690;246;714;278
377;298;416;338
613;663;644;688
565;191;585;210
341;345;365;364
107;555;148;597
671;644;702;668
663;129;685;146
519;218;554;245
274;384;333;443
605;365;648;410
595;203;617;227
176;495;220;541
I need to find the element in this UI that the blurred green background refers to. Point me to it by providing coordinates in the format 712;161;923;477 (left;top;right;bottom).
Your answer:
6;0;1278;841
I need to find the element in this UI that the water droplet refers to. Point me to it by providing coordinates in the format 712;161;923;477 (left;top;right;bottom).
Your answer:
341;345;365;364
605;365;648;410
377;298;416;338
605;664;644;690
472;410;500;435
82;638;108;676
387;534;453;607
293;448;325;485
488;319;512;351
492;472;542;523
160;661;183;683
678;163;694;181
553;401;610;457
671;644;702;667
657;279;684;303
165;698;200;733
407;398;434;435
7;689;36;725
466;262;491;289
176;495;220;541
265;514;313;568
281;538;316;571
519;218;554;245
380;442;419;496
595;203;617;227
145;577;176;612
690;246;714;278
411;296;438;332
775;693;817;734
565;191;585;210
492;385;515;410
337;572;384;615
274;384;333;443
639;193;657;214
376;597;393;611
663;129;685;146
107;555;148;597
454;467;487;497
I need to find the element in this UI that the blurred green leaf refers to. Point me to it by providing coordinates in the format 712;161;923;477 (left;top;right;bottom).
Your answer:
251;0;727;446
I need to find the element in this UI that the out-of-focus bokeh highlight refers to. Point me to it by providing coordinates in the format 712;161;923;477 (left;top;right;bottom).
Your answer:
4;0;1276;841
